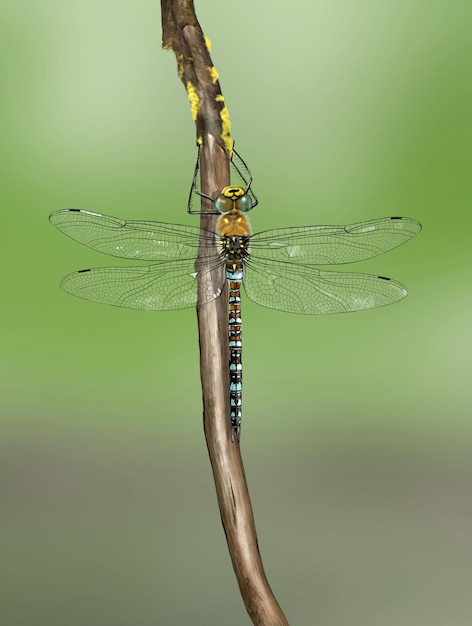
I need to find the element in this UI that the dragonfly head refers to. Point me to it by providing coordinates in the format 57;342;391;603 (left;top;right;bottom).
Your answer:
215;186;252;215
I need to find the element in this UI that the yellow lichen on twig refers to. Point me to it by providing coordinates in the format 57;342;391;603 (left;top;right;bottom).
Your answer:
208;66;219;84
186;81;201;121
215;95;233;155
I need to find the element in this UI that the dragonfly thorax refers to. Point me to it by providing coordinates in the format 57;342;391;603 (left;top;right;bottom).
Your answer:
216;210;252;238
219;234;251;263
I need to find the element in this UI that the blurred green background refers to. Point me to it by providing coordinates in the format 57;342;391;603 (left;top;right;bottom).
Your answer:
1;1;471;624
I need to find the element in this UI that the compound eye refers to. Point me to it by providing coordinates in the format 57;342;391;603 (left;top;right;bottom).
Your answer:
235;195;252;213
215;195;233;214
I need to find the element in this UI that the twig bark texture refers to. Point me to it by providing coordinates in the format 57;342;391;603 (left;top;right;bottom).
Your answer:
161;2;290;624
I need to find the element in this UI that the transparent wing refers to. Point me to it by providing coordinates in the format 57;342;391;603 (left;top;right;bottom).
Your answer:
249;217;421;265
243;259;408;314
59;255;225;311
50;209;215;260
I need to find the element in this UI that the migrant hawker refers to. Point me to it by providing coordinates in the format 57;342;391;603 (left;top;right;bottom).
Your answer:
49;149;421;441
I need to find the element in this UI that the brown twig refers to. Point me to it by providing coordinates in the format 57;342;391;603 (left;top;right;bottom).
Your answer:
161;2;290;624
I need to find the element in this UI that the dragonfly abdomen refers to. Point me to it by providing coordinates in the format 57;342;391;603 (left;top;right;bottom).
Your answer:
217;217;252;442
227;265;244;442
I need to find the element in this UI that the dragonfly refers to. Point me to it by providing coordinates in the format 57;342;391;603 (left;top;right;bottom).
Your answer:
50;149;421;441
